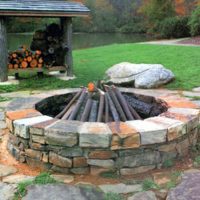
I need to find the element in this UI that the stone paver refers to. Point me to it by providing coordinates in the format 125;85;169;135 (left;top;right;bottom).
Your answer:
167;172;200;200
6;97;42;111
99;183;142;194
0;121;6;129
2;175;34;184
51;174;74;184
0;164;17;178
193;87;200;92
128;191;157;200
0;183;17;200
183;91;200;97
192;100;200;107
23;184;104;200
0;111;5;121
153;172;171;186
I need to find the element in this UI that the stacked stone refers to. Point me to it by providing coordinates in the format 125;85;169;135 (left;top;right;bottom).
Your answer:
5;101;200;175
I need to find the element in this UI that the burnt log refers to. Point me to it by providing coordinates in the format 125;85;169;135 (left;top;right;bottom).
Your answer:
112;86;134;120
128;104;142;120
76;93;88;121
123;94;153;118
62;104;76;120
56;90;82;119
97;91;105;122
89;100;98;122
105;93;120;122
81;98;93;122
105;94;109;123
68;89;87;120
105;86;127;122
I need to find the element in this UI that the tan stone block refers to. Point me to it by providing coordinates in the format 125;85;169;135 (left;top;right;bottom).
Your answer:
42;152;49;163
49;152;72;168
90;167;115;176
120;165;155;175
25;149;42;160
153;172;171;186
6;109;41;121
161;112;199;133
188;128;198;146
70;167;90;175
6;117;13;132
79;122;112;148
31;135;45;144
168;107;200;117
146;116;186;141
73;157;88;168
127;120;167;145
109;122;140;149
158;143;177;153
176;138;190;156
88;150;117;159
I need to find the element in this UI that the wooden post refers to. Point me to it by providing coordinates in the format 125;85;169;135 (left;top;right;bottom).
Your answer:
61;17;73;77
0;17;8;82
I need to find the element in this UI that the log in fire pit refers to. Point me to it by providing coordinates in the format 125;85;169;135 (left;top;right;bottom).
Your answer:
36;83;168;123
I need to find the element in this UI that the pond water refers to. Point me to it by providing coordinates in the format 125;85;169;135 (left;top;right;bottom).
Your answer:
8;32;151;51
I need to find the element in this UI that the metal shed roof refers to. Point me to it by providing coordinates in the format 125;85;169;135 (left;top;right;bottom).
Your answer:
0;0;90;17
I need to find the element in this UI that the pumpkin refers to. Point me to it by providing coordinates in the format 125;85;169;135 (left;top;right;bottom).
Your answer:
88;82;95;92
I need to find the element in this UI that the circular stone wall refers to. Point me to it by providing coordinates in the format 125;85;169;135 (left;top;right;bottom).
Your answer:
5;89;200;175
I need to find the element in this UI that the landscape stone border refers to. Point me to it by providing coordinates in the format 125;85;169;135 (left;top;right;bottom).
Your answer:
5;88;200;175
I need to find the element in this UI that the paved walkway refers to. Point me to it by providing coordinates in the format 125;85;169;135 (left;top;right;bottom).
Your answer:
141;37;200;47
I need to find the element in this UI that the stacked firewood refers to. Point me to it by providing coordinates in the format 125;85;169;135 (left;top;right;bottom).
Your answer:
8;47;44;69
55;83;168;123
30;23;66;67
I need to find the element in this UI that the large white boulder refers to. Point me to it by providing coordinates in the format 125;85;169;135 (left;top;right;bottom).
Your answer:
105;62;175;88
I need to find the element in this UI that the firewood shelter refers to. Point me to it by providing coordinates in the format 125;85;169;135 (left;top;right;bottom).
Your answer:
0;0;90;82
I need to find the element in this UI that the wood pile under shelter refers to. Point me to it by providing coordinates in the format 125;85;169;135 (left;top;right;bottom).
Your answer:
0;0;90;82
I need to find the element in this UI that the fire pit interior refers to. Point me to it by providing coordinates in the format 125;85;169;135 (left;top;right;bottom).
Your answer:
35;84;168;122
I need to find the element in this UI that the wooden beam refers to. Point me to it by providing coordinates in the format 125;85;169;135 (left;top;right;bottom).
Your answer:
0;17;8;82
61;17;73;77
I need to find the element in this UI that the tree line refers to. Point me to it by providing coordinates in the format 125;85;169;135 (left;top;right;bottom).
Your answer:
6;0;200;38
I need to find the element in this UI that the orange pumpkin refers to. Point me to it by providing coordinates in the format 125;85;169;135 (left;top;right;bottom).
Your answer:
88;82;95;92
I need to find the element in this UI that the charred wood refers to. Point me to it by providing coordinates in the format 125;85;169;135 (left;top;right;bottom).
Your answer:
112;86;134;120
68;89;87;120
89;100;98;122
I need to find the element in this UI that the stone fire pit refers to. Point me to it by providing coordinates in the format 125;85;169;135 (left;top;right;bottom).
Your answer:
5;88;200;175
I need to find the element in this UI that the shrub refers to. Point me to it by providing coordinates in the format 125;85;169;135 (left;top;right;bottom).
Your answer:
162;159;175;168
188;6;200;36
142;179;160;191
104;193;124;200
193;155;200;167
159;16;190;38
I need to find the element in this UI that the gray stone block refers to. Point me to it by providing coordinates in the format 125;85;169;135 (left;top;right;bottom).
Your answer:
45;120;81;147
116;151;160;168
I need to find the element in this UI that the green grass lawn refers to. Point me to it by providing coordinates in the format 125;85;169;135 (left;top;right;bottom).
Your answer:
0;43;200;93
